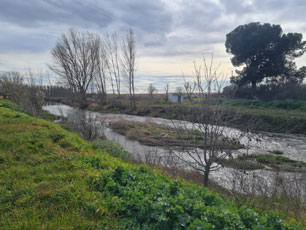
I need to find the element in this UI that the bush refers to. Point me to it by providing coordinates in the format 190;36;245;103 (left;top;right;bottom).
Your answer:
0;72;45;116
257;154;297;165
90;166;296;230
226;84;306;102
92;140;131;161
270;150;284;155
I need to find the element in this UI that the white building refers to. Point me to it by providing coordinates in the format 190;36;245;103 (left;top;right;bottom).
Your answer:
169;93;184;103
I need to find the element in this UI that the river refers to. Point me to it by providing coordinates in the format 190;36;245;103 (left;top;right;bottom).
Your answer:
43;103;306;199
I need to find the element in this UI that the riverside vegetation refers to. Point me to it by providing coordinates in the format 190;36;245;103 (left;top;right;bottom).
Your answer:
109;119;243;149
86;97;306;135
108;119;306;173
218;153;306;172
0;99;301;229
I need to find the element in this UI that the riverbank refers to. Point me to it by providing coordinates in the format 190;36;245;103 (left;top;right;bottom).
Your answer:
219;153;306;172
2;99;302;229
108;119;306;173
86;99;306;135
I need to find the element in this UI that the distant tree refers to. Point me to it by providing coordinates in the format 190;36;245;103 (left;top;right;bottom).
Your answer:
0;71;44;115
175;87;183;95
148;83;157;98
0;72;25;100
122;29;136;108
225;22;306;89
184;81;196;102
95;38;108;103
49;28;100;109
164;83;169;101
104;32;121;96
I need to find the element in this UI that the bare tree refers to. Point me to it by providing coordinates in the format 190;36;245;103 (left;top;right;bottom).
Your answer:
184;81;196;102
172;55;243;187
202;53;221;95
0;70;45;116
24;69;45;116
164;83;169;101
49;28;100;109
0;72;25;100
66;110;103;141
122;29;136;108
104;33;121;96
95;39;108;103
148;83;157;98
175;87;184;95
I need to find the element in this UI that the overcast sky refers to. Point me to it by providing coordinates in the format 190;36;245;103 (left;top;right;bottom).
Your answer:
1;0;306;92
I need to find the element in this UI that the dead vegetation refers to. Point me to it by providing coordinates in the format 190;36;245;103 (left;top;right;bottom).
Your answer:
109;119;243;150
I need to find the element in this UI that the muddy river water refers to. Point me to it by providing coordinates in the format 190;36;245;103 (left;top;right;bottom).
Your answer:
43;104;306;198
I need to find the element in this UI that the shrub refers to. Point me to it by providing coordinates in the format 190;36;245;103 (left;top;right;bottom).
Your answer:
257;154;297;165
271;150;284;155
92;140;131;161
90;166;295;230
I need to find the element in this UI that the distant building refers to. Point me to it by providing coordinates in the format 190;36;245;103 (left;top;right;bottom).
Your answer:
169;93;184;103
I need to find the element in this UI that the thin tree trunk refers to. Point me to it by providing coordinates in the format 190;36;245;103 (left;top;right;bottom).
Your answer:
203;169;210;187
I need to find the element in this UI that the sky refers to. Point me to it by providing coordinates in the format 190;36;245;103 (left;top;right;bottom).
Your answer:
1;0;306;92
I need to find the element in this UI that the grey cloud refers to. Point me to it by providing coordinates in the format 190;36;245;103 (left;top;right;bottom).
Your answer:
0;0;173;53
0;30;55;52
220;0;255;14
0;0;172;32
1;0;306;72
0;0;113;28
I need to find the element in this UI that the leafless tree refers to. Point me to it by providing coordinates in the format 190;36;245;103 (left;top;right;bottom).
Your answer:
122;29;136;108
49;28;100;109
95;39;108;103
24;69;45;116
183;81;196;102
66;110;103;141
202;53;221;95
172;55;243;187
104;33;121;96
175;87;184;95
148;83;157;98
0;70;45;116
0;72;25;100
164;83;169;101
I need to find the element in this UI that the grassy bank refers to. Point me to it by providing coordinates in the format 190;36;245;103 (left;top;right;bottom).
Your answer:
219;154;306;172
0;99;301;229
88;98;306;135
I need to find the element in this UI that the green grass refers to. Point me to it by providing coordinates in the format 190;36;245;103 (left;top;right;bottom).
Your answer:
257;154;306;168
201;98;306;112
0;100;299;229
92;139;131;162
270;150;284;155
217;157;265;171
222;154;306;172
38;109;61;121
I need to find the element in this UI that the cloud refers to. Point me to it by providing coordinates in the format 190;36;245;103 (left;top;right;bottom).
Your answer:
1;0;306;80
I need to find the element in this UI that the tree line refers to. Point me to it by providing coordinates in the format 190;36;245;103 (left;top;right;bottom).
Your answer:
49;28;136;109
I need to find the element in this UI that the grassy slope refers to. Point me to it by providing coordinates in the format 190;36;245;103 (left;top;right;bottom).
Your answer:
0;100;125;229
0;100;298;229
